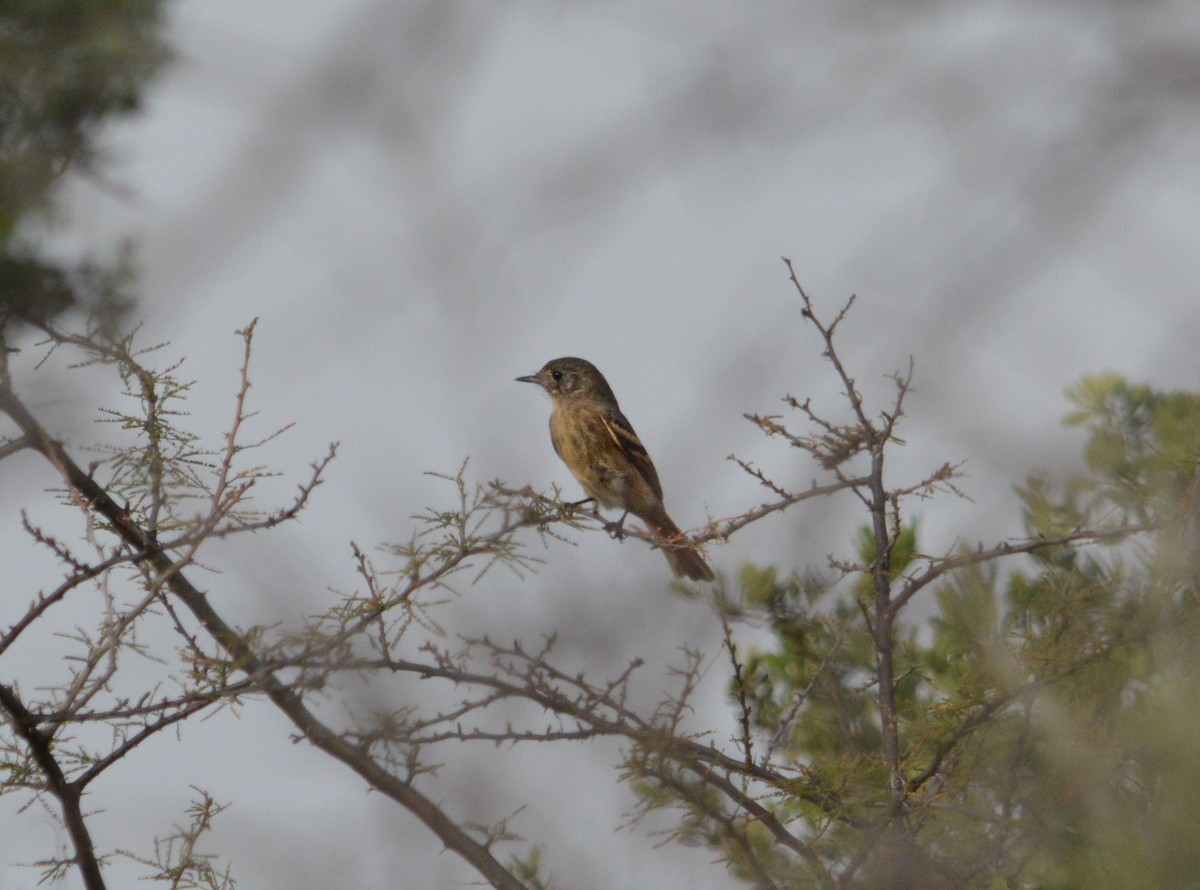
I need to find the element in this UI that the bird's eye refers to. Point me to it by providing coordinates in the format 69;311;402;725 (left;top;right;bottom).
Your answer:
551;370;563;381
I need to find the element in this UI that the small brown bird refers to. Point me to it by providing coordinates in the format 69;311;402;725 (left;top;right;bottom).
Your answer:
517;357;715;582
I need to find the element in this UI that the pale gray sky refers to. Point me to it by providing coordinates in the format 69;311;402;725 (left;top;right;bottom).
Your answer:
5;1;1200;887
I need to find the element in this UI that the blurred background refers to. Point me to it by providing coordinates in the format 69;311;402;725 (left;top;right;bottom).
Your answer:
3;1;1199;887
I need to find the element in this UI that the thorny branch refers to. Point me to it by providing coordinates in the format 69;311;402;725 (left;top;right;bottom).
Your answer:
0;682;107;890
1;286;1166;890
0;337;527;890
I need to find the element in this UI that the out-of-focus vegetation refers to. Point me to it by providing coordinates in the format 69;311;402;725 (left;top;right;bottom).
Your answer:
0;0;168;331
707;374;1200;888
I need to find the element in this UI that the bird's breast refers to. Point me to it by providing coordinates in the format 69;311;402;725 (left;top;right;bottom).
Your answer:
549;403;625;508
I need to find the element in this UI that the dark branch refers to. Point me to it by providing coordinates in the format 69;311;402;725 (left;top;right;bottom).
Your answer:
0;683;107;890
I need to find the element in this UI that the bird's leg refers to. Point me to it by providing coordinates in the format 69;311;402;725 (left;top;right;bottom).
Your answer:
565;497;626;539
564;497;610;530
607;510;629;540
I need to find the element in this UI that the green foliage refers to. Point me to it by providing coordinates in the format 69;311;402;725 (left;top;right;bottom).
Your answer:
711;374;1200;888
1064;372;1200;521
508;847;554;890
740;561;882;763
0;0;169;329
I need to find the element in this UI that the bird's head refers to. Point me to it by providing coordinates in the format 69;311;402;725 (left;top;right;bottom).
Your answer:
516;357;617;404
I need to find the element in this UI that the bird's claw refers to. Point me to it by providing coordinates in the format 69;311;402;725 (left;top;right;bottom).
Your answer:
607;511;629;540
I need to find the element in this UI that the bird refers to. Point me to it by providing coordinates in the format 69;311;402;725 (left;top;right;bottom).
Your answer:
517;357;715;582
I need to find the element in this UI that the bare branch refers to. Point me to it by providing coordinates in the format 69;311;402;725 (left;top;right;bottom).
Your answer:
0;683;107;890
0;433;31;461
0;377;528;890
714;592;754;767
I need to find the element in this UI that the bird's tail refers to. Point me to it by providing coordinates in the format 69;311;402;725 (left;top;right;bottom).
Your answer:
666;543;716;583
644;509;715;582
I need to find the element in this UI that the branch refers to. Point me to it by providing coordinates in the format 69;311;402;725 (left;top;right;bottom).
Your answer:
643;765;785;890
712;476;867;541
684;760;833;885
763;627;846;766
889;522;1159;617
76;693;233;789
0;683;107;890
0;433;31;461
781;262;908;812
374;642;853;823
0;537;154;659
0;381;529;890
783;258;873;438
715;593;754;767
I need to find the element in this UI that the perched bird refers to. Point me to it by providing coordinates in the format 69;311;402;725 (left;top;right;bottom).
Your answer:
517;357;715;582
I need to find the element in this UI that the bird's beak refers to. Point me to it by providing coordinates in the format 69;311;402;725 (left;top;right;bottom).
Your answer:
515;373;541;385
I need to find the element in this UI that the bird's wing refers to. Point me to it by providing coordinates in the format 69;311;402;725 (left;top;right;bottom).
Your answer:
597;407;664;502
